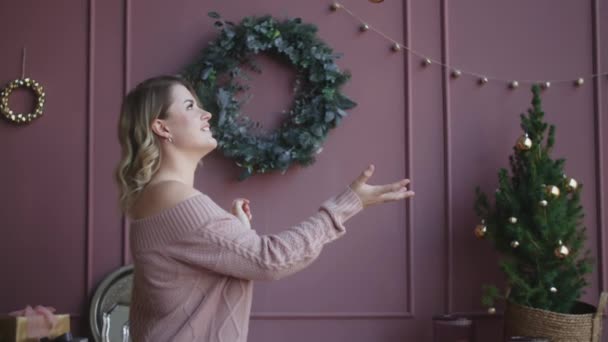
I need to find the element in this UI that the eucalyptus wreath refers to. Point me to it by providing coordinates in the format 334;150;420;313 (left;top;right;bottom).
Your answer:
184;12;356;180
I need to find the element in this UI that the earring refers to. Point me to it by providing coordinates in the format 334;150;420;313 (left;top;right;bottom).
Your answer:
167;136;173;143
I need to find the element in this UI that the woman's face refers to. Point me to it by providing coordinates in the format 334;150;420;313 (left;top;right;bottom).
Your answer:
163;84;217;156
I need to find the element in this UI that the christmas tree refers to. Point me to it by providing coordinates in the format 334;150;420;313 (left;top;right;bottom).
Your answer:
474;85;593;314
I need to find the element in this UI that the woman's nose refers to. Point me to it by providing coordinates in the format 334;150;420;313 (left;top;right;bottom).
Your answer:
202;111;212;121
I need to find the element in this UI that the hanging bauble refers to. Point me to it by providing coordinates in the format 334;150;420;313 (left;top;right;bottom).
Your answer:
550;286;558;293
546;185;560;198
487;307;496;314
554;244;570;259
516;133;533;151
565;177;578;192
539;200;548;207
509;217;518;224
474;224;487;239
510;240;520;248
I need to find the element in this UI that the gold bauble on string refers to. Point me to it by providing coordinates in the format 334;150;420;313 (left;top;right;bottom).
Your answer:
330;2;342;11
555;244;570;259
546;185;560;198
550;286;558;293
539;200;548;207
565;177;578;192
487;307;496;314
474;223;487;239
516;133;533;151
509;217;518;224
510;240;520;248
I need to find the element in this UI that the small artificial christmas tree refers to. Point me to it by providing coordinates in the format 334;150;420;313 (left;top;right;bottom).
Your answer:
474;85;593;314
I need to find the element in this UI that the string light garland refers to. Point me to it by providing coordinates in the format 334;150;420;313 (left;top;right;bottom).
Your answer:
329;2;608;89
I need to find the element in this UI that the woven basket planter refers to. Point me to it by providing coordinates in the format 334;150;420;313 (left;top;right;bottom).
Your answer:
504;292;608;342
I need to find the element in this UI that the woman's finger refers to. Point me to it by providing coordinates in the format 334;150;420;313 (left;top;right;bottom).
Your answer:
351;164;375;188
379;189;415;202
376;179;410;194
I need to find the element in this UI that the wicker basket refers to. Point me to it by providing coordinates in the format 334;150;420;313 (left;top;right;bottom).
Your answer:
504;292;608;342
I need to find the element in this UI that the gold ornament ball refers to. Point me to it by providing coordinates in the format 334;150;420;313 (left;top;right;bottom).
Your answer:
422;58;432;67
546;185;560;198
474;224;487;239
391;42;401;52
487;307;496;314
539;200;548;207
565;178;578;192
550;287;558;293
478;77;489;85
451;70;461;78
541;81;551;90
509;217;518;224
359;24;370;32
330;2;342;11
509;81;519;89
555;245;570;259
516;133;533;151
575;78;584;87
510;240;520;248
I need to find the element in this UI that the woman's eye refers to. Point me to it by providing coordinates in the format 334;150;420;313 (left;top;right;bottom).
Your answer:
187;104;193;110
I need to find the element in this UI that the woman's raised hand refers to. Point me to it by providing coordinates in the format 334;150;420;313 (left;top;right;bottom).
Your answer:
349;164;414;208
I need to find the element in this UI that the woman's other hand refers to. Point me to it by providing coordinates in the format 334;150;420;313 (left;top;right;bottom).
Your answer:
231;198;252;229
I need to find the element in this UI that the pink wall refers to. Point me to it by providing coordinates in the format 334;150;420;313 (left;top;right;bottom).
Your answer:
1;0;606;340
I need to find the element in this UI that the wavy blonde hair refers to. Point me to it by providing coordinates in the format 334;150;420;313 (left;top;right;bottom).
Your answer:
115;75;199;212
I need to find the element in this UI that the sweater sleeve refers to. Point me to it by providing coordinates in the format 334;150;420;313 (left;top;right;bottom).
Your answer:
166;187;363;281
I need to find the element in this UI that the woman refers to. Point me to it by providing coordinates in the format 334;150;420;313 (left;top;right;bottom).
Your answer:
115;75;414;342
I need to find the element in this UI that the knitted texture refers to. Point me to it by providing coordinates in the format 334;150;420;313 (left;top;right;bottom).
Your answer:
128;187;363;341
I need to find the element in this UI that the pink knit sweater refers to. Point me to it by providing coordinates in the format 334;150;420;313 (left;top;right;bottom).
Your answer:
128;187;363;342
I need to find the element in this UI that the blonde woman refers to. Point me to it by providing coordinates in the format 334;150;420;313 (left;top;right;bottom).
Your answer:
116;75;415;342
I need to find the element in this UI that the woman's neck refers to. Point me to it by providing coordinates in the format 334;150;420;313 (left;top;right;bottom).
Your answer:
151;151;200;187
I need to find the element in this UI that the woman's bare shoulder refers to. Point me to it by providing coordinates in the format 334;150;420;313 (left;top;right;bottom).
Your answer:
129;180;202;220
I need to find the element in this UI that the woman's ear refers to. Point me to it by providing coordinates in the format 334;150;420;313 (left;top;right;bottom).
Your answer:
151;118;171;140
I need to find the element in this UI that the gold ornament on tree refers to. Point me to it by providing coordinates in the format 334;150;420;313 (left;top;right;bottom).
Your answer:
516;133;533;151
510;240;520;248
509;217;518;224
554;241;570;259
539;200;548;207
474;221;488;239
550;286;558;293
565;177;578;192
487;307;496;314
546;185;560;198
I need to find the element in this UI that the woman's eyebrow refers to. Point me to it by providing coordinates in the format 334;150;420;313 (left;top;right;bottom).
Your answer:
183;99;193;104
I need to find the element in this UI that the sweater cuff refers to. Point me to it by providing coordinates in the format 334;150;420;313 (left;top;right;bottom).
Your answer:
320;187;364;227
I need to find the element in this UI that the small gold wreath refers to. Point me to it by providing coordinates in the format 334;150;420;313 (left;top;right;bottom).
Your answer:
0;78;45;124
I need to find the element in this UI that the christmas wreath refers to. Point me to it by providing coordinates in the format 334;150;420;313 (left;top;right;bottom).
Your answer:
184;13;356;180
1;78;45;124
